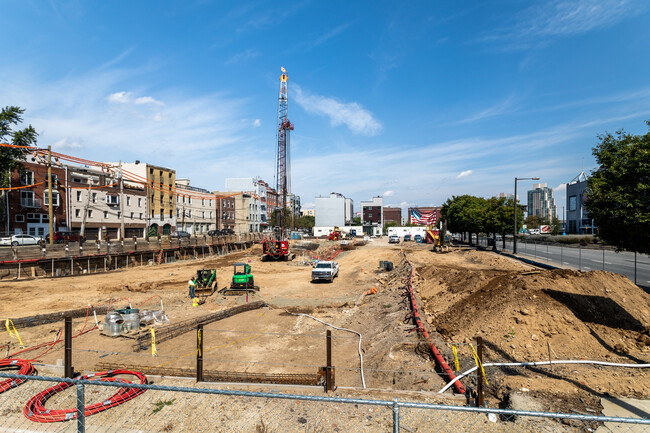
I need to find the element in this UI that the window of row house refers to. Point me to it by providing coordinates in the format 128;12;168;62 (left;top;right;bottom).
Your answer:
92;193;97;203
104;211;108;218
126;196;131;206
138;198;142;207
43;191;60;207
76;191;82;201
75;209;80;218
88;210;93;218
15;214;24;222
20;171;34;186
20;191;35;207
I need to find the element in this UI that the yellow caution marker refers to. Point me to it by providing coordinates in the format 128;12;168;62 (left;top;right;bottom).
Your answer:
151;327;157;356
5;319;24;347
452;344;459;372
469;343;488;385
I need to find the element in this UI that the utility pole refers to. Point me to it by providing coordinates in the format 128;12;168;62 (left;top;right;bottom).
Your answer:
47;146;54;245
79;178;92;238
119;161;125;240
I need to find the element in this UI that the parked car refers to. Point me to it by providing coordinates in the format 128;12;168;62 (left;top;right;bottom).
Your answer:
388;234;400;244
0;234;43;246
403;234;412;242
207;230;219;236
311;261;339;283
46;231;85;244
414;234;423;243
170;230;191;239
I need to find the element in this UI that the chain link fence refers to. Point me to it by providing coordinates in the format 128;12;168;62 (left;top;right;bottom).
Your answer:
1;372;649;432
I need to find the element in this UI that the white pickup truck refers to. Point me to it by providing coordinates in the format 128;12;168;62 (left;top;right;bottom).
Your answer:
311;261;339;283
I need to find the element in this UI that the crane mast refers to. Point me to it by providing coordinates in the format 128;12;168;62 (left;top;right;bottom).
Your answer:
275;67;294;240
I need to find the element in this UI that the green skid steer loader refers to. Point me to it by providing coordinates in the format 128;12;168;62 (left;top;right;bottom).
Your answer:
220;263;260;295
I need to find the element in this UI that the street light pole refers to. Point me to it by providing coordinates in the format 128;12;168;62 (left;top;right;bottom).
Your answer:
513;176;539;254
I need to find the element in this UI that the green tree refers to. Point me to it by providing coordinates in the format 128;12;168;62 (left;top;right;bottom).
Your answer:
485;197;520;250
0;106;38;187
549;216;562;235
441;195;487;244
586;121;650;254
524;214;545;229
0;106;38;230
351;216;361;225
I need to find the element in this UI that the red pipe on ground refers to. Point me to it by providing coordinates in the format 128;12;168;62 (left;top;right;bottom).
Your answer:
402;252;466;394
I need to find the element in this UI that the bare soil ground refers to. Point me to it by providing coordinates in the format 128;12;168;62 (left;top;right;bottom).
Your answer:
408;245;650;413
2;238;649;417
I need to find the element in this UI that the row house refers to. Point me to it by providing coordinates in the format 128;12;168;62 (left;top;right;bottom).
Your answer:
233;193;252;234
175;179;216;234
212;191;236;232
7;160;67;237
225;177;268;232
122;162;176;236
68;166;146;240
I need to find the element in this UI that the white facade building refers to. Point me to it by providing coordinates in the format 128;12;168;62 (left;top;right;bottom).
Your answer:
175;179;216;234
225;177;267;232
314;193;348;227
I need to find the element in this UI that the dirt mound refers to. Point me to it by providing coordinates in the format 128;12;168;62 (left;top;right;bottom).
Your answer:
407;248;650;399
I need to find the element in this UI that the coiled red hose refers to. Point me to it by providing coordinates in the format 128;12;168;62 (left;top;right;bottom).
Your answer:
24;369;147;423
0;359;36;393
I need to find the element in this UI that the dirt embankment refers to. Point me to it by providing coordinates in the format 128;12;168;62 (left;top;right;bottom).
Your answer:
407;247;650;408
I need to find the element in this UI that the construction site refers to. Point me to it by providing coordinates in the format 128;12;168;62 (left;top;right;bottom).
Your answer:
1;68;649;432
1;237;649;427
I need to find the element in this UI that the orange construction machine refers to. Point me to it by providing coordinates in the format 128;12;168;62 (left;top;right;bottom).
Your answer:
328;226;342;241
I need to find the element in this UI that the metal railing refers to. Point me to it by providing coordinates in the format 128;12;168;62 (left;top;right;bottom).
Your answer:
1;372;649;432
469;235;650;289
20;198;42;208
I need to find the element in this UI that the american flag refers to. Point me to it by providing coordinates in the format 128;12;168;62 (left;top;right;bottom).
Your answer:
410;209;437;225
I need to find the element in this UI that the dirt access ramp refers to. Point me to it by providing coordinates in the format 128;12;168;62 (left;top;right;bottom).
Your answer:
405;245;650;406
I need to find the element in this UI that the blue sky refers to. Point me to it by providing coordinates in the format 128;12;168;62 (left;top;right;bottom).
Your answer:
1;1;649;214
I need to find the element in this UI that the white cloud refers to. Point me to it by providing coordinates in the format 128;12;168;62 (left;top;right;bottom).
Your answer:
134;96;165;106
107;91;131;104
0;67;259;190
456;170;474;179
253;119;261;127
52;137;82;150
293;85;382;136
383;190;394;197
481;0;642;49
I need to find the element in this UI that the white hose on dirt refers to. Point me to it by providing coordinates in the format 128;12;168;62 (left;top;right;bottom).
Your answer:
287;312;366;389
439;359;650;394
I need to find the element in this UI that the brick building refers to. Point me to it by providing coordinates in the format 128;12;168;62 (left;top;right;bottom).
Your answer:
7;161;67;238
383;207;402;225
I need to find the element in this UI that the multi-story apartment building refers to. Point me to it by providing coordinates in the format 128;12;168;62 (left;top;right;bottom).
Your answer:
212;191;237;232
6;160;67;237
122;162;176;236
290;193;301;218
527;183;556;222
361;196;383;235
383;207;402;225
67;166;146;240
566;171;596;234
225;177;268;232
232;192;252;234
315;193;348;227
175;179;216;235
